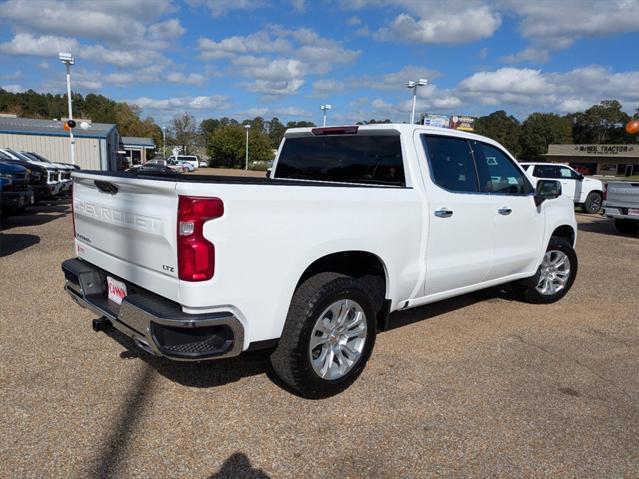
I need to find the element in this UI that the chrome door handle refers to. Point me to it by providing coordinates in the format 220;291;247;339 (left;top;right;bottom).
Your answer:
434;208;453;218
498;207;512;215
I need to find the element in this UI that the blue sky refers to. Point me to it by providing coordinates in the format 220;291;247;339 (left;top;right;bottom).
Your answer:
1;0;638;126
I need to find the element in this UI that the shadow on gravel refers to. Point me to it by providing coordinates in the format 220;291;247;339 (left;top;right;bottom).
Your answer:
0;232;41;256
208;453;271;479
577;217;633;237
386;286;514;331
105;328;272;388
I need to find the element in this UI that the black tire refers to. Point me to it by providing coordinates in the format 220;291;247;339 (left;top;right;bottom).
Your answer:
270;272;377;398
615;218;639;235
581;192;602;214
512;237;578;304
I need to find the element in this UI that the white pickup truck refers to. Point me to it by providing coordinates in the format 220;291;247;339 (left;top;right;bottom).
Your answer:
603;181;639;234
520;162;604;214
62;124;578;398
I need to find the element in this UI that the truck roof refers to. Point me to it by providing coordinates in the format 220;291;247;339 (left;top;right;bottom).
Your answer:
284;123;503;145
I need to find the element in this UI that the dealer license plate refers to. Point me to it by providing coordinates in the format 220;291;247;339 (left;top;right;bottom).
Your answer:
629;208;639;216
107;276;127;305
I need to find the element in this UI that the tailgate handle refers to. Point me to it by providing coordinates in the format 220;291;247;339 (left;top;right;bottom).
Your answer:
95;180;118;195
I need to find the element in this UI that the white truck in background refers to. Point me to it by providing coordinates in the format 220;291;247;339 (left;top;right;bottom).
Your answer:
603;181;639;234
62;124;578;398
520;162;604;214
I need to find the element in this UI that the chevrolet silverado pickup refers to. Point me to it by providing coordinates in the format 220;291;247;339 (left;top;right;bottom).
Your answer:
62;124;578;398
603;181;639;234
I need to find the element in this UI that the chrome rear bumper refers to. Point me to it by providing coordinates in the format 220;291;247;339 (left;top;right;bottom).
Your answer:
62;258;244;360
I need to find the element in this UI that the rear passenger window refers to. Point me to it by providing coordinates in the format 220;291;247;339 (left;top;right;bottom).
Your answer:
472;141;532;195
421;135;478;193
275;134;405;186
533;165;558;178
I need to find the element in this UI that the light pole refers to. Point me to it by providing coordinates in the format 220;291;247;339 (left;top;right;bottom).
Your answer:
162;126;166;158
244;124;251;171
59;52;75;165
405;78;427;124
320;104;332;126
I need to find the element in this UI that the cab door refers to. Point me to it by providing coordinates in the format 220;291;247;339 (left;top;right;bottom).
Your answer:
471;141;545;279
417;134;496;296
556;165;578;201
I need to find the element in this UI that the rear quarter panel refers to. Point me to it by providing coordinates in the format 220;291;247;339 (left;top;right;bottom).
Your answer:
175;181;423;346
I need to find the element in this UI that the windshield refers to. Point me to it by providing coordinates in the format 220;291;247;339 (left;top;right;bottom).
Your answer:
7;149;34;162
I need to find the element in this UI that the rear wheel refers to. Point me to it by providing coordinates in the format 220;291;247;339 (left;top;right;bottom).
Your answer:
581;192;602;214
270;273;377;398
615;218;639;235
512;237;578;304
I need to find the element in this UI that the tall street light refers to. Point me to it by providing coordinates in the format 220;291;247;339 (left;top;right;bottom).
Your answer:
405;78;427;124
59;52;75;165
320;104;332;126
162;126;166;158
244;124;251;171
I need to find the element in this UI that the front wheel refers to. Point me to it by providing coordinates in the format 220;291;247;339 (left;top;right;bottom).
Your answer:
270;273;377;398
512;237;578;304
581;192;602;214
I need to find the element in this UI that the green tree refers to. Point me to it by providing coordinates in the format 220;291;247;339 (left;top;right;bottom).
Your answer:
570;100;635;144
474;110;522;157
208;125;273;168
267;117;286;148
519;113;573;160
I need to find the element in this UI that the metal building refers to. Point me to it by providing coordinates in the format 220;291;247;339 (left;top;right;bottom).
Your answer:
121;136;156;166
0;116;120;170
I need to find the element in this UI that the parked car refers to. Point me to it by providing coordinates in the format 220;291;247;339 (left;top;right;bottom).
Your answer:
19;151;74;194
199;159;208;168
520;162;604;214
26;151;81;170
167;154;199;170
603;181;639;234
146;159;183;173
62;124;577;398
0;160;33;218
0;148;62;197
125;163;179;175
175;160;195;172
0;150;51;201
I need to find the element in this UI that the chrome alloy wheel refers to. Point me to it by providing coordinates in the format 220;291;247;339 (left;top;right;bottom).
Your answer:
309;299;367;380
536;250;571;296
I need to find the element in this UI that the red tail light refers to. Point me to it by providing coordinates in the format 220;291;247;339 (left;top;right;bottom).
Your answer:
311;126;359;135
603;183;608;201
177;196;224;281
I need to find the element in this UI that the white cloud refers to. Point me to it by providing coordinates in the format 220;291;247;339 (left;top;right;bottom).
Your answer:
188;0;268;16
199;32;291;60
312;79;345;97
362;65;441;90
244;79;305;96
346;16;362;26
0;33;79;57
459;68;551;95
274;106;310;117
127;95;230;111
166;72;207;85
502;47;550;64
353;1;501;44
290;0;306;12
2;84;25;93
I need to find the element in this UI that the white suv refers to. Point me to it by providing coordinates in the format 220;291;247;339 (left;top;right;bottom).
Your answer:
520;162;604;214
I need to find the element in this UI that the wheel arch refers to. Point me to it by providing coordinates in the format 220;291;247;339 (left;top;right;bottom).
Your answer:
296;250;391;331
550;224;576;247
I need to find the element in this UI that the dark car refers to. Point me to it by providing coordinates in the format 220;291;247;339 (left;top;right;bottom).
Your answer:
0;150;52;201
125;164;179;175
26;151;81;170
0;160;34;219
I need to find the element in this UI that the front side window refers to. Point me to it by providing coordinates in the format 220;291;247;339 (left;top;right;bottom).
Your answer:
558;166;580;179
275;134;405;186
422;135;478;193
472;141;532;194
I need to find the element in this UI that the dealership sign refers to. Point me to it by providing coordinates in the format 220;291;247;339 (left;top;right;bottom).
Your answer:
573;145;636;155
422;114;476;131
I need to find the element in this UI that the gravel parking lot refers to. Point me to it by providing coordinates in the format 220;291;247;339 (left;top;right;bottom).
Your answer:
1;198;638;478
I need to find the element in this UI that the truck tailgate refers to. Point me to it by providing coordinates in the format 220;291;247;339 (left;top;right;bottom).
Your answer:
607;182;639;208
72;172;179;295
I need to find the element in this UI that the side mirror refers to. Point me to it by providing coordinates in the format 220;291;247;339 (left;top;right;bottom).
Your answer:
577;173;584;181
266;168;272;178
535;179;562;206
